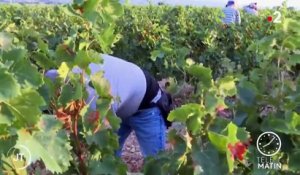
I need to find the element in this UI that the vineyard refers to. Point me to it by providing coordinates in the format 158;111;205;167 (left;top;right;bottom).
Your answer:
0;0;300;175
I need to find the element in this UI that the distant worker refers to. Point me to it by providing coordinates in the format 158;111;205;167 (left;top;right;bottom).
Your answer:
244;2;258;15
222;0;241;25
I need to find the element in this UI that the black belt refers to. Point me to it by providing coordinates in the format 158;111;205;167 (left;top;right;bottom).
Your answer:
138;69;160;110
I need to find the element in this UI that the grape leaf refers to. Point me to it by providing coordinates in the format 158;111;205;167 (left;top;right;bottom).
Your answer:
186;114;204;135
2;48;26;62
187;64;212;88
74;50;101;70
288;54;300;66
100;0;124;21
86;130;118;150
1;154;27;175
0;32;12;50
0;103;14;125
90;72;112;99
288;149;300;172
58;83;82;106
261;112;300;135
192;143;224;175
16;129;72;174
237;81;257;106
208;132;227;153
217;76;237;97
168;103;203;123
96;25;118;54
8;89;45;126
57;62;70;80
88;156;127;175
105;110;121;131
0;69;21;101
31;52;56;69
10;58;43;88
204;91;218;113
37;115;63;133
209;122;250;173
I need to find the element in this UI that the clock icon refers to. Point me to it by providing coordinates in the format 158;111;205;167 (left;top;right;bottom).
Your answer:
256;131;281;156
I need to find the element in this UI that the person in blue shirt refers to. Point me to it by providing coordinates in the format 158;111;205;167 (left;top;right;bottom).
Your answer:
223;0;241;25
244;2;258;16
45;54;174;157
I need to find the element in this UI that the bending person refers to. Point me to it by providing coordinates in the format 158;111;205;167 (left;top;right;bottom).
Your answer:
45;54;174;157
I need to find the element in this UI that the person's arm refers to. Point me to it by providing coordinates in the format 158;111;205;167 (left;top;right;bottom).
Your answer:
44;68;98;111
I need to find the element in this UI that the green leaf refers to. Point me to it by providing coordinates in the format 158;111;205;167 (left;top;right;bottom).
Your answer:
0;69;21;101
1;154;28;175
208;132;228;153
283;19;300;34
204;91;218;113
90;72;112;99
58;83;82;106
192;143;224;175
225;122;250;173
209;117;230;133
209;122;250;173
236;127;251;142
96;25;118;54
83;0;100;13
237;81;257;106
248;36;276;53
8;89;45;126
16;129;72;174
2;48;26;62
247;146;269;175
37;38;48;53
187;64;212;88
10;58;43;88
86;130;119;150
226;122;239;143
288;149;300;172
0;134;17;155
106;110;121;131
88;156;127;175
186;114;204;135
261;112;300;135
168;103;202;123
74;50;101;69
55;45;74;64
37;115;63;133
143;157;168;175
0;32;12;50
150;50;164;62
288;54;300;66
31;52;56;69
217;76;237;96
96;98;112;121
233;110;247;126
0;103;14;125
168;129;187;155
99;0;124;22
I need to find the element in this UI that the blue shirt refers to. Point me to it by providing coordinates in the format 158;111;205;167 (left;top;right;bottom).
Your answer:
223;6;241;25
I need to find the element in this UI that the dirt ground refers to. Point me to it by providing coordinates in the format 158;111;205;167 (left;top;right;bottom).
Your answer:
121;132;144;172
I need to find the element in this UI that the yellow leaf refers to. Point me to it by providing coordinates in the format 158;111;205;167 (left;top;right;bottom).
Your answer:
58;62;70;80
